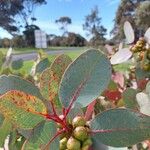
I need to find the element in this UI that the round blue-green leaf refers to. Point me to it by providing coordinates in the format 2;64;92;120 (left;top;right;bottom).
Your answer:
0;75;43;100
90;108;150;147
59;49;112;108
135;67;150;81
123;88;138;109
11;59;23;70
22;121;58;150
36;58;51;74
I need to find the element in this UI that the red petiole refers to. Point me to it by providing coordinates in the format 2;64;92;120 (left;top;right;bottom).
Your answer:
40;101;72;131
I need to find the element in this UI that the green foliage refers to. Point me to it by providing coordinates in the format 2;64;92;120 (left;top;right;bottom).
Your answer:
0;94;45;129
11;59;24;70
0;75;43;100
40;54;72;106
0;46;150;150
90;109;150;147
135;67;150;81
22;121;59;150
59;49;111;107
83;6;107;46
135;1;150;29
0;113;4;127
112;0;149;41
9;131;26;150
35;58;51;74
123;88;138;109
0;119;12;147
55;16;72;35
0;51;5;69
0;0;46;34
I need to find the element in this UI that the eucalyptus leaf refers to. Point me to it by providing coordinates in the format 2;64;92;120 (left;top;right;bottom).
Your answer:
59;49;111;108
9;130;26;150
136;92;150;115
144;27;150;44
110;48;132;65
68;103;84;120
0;93;44;129
92;137;128;150
90;108;150;147
22;121;58;150
36;58;51;74
123;21;135;44
40;54;72;106
0;113;4;127
135;67;150;81
0;75;44;100
11;59;23;70
123;88;138;109
0;119;12;147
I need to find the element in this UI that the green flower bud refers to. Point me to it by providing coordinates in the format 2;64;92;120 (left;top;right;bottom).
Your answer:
81;145;90;150
60;137;67;150
73;126;88;141
72;116;86;128
142;63;150;71
67;137;81;150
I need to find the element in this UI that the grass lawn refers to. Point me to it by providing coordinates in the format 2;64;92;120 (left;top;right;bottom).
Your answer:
8;45;131;75
14;49;131;74
0;46;87;54
48;46;87;51
19;50;83;73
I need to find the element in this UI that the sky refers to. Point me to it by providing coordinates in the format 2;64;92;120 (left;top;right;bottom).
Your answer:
0;0;120;39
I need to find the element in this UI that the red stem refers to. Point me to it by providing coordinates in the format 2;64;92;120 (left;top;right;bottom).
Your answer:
44;100;68;129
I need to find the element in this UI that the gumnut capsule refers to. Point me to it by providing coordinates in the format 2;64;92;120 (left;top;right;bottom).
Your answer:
73;126;88;141
67;136;81;150
72;116;86;128
59;137;67;150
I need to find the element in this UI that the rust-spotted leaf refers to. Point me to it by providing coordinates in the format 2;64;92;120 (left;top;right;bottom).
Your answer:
8;90;47;114
0;75;44;100
0;92;46;129
40;54;72;105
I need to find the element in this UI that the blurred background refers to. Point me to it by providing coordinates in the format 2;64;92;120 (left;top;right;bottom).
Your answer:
0;0;149;51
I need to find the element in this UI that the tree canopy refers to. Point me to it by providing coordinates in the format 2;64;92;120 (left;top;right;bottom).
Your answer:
55;16;72;35
83;6;107;46
135;1;150;29
0;0;46;35
111;0;149;40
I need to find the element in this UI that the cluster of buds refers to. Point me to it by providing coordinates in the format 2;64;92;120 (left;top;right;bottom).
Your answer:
58;116;92;150
130;38;150;71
